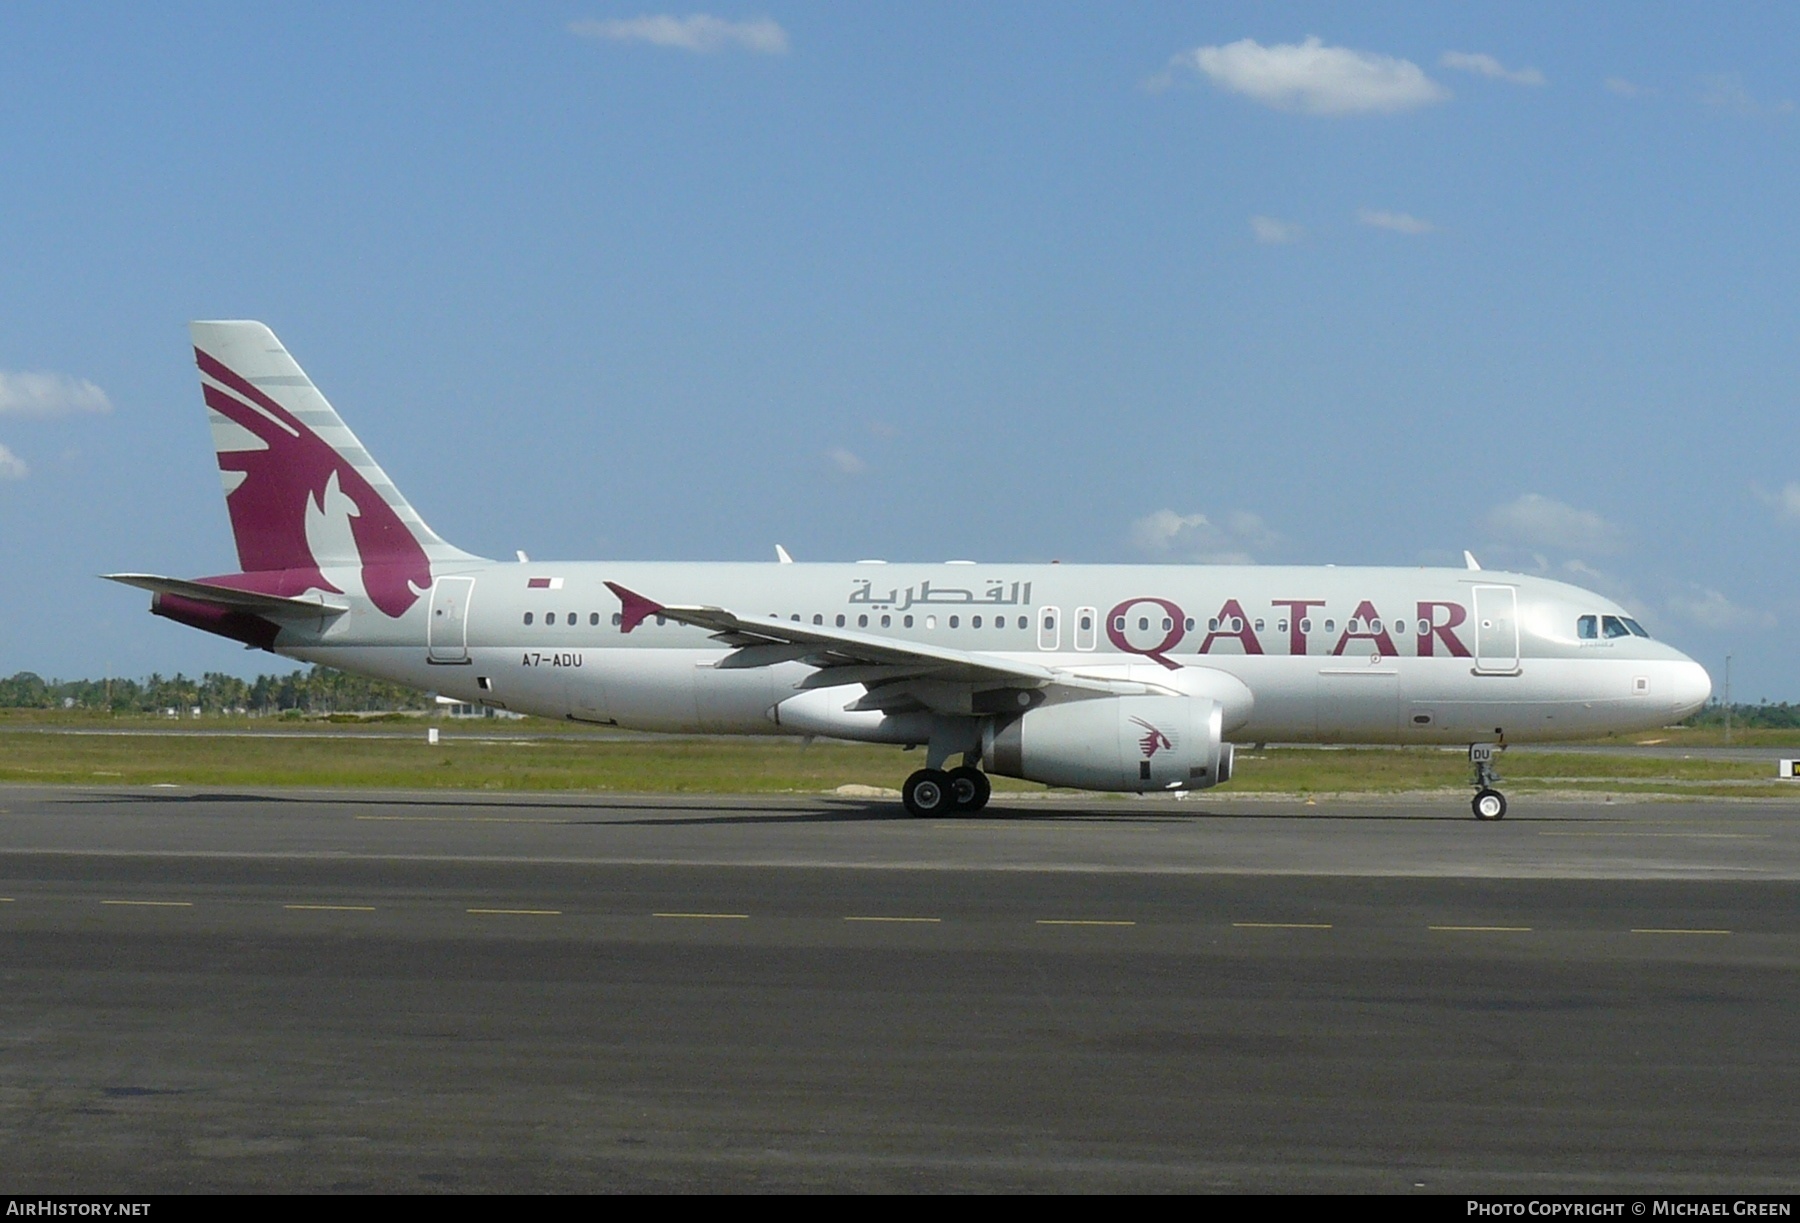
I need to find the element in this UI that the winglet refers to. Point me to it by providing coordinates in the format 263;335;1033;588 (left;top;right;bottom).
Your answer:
606;581;663;633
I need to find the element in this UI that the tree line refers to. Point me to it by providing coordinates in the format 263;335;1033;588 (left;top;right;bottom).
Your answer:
0;667;436;715
1681;701;1800;730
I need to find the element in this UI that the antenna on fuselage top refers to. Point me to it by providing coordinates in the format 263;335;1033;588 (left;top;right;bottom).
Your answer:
775;544;794;564
1464;550;1481;571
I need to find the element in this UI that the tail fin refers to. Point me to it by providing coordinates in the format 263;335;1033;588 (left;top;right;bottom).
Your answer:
190;321;481;618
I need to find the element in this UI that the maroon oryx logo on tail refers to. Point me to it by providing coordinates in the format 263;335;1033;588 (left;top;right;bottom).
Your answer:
196;348;431;619
1130;716;1173;760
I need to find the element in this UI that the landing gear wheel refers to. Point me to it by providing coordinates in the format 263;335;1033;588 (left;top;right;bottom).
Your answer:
1472;788;1507;821
903;769;954;817
947;766;991;813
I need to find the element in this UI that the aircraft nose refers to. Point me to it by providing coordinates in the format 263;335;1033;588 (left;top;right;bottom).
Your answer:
1669;658;1712;720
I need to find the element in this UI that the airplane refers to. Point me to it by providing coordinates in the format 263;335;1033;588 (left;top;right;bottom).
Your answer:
108;321;1713;821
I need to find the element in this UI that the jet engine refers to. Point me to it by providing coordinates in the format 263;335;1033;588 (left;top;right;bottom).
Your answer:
982;695;1233;793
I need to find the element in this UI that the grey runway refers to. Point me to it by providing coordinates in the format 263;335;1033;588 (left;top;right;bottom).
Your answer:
2;786;1797;1192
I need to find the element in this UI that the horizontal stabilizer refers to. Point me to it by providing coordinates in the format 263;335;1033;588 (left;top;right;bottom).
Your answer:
103;573;349;618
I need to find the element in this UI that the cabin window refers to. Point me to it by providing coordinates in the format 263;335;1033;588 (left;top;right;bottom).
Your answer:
880;614;891;628
655;614;666;627
1417;619;1430;636
858;614;869;628
791;613;800;622
949;615;960;628
611;613;622;627
903;614;913;628
1208;619;1219;632
1277;619;1288;633
1230;617;1243;633
523;612;533;625
1253;619;1265;632
1162;617;1173;631
1324;619;1335;633
1080;615;1092;631
836;614;846;627
1017;616;1028;629
972;615;983;629
926;615;937;629
813;614;823;625
1113;616;1125;631
1298;618;1310;633
590;613;600;626
1138;617;1150;631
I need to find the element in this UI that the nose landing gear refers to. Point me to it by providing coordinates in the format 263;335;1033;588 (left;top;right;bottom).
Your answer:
1469;743;1507;821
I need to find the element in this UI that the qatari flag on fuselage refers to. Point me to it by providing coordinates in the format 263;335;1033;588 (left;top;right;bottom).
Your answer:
527;576;563;590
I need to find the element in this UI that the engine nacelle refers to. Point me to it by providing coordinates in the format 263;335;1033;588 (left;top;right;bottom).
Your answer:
982;695;1234;793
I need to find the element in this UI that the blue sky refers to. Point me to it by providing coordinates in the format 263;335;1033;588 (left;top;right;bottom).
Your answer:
2;4;1796;698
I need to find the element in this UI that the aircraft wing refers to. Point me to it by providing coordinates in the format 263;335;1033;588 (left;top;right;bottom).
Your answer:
103;574;350;619
606;581;1147;715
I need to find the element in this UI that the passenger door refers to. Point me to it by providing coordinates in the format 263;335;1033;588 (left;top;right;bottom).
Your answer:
1472;585;1520;675
427;576;475;664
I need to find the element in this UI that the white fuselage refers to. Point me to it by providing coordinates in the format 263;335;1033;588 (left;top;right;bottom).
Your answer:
272;560;1712;747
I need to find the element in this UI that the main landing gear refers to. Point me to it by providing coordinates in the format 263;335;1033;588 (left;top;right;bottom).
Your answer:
1469;743;1507;821
903;765;991;816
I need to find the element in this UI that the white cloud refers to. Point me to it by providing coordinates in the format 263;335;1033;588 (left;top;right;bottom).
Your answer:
1752;482;1800;522
1665;585;1774;631
0;370;113;417
0;444;26;481
568;14;789;55
1356;208;1435;234
1699;74;1795;118
1485;493;1624;554
1543;559;1644;610
1250;215;1305;244
1172;37;1449;116
825;447;866;475
1131;508;1279;564
1440;51;1546;87
1605;76;1650;98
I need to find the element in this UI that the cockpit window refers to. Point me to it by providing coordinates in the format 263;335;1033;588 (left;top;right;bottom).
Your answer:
1580;612;1651;640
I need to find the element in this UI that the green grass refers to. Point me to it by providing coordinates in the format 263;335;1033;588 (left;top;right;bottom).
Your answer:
1579;725;1800;749
1;710;1795;798
0;726;932;793
1235;747;1796;799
